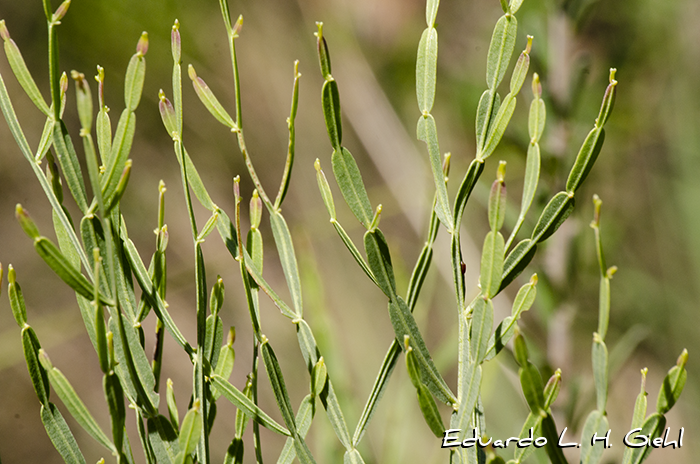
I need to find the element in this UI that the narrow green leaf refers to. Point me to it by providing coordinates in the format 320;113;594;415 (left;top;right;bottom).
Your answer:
322;79;342;150
102;109;136;201
488;163;507;232
261;342;317;464
331;220;378;286
104;372;126;455
481;93;516;160
500;238;536;292
34;236;113;306
596;70;618;127
416;27;438;113
475;90;500;151
632;370;648;430
514;413;542;462
565;128;605;194
184;147;215;211
315;23;331;80
624;413;666;464
178;402;203;459
531;191;574;244
509;0;525;14
275;60;301;209
124;34;147;112
188;65;235;129
528;77;545;142
319;380;353;450
352;342;401;446
8;265;28;327
41;402;87;464
315;159;336;220
269;212;303;317
22;326;50;406
470;297;494;364
592;336;608;412
486;15;517;91
519;361;544;414
579;410;609;464
540;414;569;464
242;248;298;320
656;350;688;415
211;374;291;437
35;116;54;161
406;243;433;310
96;110;112;160
39;352;115;453
53;121;89;213
454;159;485;230
122;231;191;353
508;143;540;248
277;394;315;464
388;296;455;404
509;37;531;95
454;360;482;442
344;449;366;464
426;0;440;26
109;315;158;414
1;24;50;115
147;415;178;464
364;229;396;299
417;114;452;230
166;379;179;430
480;231;505;298
417;383;445;437
332;147;373;227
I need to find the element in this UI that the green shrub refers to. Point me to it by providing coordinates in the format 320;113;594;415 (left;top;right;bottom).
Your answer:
0;0;687;463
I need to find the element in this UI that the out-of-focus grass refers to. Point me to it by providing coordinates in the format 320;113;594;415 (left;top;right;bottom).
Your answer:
0;0;697;462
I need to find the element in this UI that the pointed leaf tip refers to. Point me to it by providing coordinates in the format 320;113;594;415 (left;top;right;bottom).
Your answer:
0;20;9;41
53;0;71;22
232;15;243;38
171;21;181;62
15;205;40;239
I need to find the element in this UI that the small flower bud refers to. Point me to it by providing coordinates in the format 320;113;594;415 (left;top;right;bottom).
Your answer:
136;31;149;57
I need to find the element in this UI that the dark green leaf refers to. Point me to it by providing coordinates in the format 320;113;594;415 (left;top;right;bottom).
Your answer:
147;415;178;464
389;296;455;404
22;326;50;406
519;361;545;413
565;128;605;194
656;350;688;415
53;121;88;213
500;238;536;292
531;191;574;244
322;79;342;150
332;147;373;227
41;402;87;464
364;229;396;299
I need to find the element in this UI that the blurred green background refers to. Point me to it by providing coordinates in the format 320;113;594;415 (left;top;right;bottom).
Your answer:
0;0;697;462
